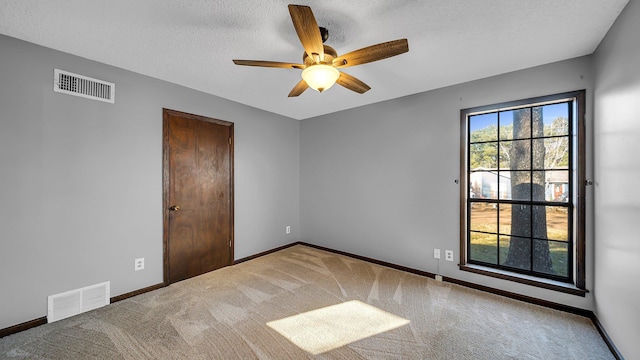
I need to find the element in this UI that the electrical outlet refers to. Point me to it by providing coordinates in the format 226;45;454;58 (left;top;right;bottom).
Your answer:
445;250;454;262
134;258;144;271
433;249;441;259
285;226;291;234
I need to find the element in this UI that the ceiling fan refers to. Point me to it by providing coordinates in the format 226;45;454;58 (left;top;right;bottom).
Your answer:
233;4;409;97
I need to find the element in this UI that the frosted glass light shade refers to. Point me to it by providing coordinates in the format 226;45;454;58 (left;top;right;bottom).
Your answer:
301;65;340;93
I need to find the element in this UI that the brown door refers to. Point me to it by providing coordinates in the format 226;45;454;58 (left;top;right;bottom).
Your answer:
163;109;234;284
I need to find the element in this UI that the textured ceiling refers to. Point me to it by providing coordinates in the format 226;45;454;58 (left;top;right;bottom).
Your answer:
0;0;628;120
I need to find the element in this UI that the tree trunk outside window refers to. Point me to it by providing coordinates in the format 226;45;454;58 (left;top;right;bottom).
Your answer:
503;108;553;273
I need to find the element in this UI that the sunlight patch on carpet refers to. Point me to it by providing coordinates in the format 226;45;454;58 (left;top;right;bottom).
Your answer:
266;300;410;355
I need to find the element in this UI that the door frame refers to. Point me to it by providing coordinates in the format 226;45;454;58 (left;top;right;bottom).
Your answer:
162;108;234;285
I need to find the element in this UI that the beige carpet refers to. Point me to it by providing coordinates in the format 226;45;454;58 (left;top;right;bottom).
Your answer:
0;245;613;359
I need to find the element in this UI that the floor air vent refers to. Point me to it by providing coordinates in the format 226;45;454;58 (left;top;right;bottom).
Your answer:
53;69;115;103
47;281;110;323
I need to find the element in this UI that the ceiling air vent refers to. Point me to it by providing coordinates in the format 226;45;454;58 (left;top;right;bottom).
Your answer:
53;69;115;103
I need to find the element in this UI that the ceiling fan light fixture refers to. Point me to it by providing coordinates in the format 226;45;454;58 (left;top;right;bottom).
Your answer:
301;64;340;93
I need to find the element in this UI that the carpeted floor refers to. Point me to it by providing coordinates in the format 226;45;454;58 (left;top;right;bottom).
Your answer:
0;245;613;359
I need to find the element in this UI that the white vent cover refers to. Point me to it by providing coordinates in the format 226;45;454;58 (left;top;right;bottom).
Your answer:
53;69;115;103
47;281;110;323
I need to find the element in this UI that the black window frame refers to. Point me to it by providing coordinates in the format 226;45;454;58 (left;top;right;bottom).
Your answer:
459;90;587;296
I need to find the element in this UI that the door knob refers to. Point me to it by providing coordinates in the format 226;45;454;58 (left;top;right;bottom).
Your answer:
169;205;180;211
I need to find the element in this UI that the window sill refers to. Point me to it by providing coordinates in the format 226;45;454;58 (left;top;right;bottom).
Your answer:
459;264;588;297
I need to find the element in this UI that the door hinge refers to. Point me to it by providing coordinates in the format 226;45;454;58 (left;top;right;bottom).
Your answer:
229;240;232;247
228;138;232;145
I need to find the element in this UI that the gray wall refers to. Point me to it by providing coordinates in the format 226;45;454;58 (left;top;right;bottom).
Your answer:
593;0;640;357
0;34;300;329
301;56;595;310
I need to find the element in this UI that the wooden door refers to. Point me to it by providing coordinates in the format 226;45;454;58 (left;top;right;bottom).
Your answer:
163;109;234;284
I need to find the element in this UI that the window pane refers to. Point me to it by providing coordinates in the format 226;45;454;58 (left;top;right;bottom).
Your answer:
540;206;569;241
549;240;569;277
498;110;513;140
531;107;544;138
531;205;548;239
498;235;510;265
470;231;497;264
509;204;531;237
544;137;569;170
500;236;531;270
470;171;498;199
498;204;511;235
507;109;532;140
545;171;569;202
470;203;497;233
498;141;511;170
532;239;554;275
532;171;546;201
532;139;545;169
500;171;530;201
533;239;568;277
502;140;531;170
497;172;511;199
470;142;497;170
470;113;498;142
543;103;569;136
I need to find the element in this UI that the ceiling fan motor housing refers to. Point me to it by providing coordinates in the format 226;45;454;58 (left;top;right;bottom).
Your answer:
303;45;338;66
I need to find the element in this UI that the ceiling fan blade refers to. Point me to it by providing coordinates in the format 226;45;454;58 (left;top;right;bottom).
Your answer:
333;39;409;68
233;60;305;69
288;5;324;62
336;72;371;94
288;79;309;97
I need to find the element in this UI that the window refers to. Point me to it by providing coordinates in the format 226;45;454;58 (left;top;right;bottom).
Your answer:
459;91;586;295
